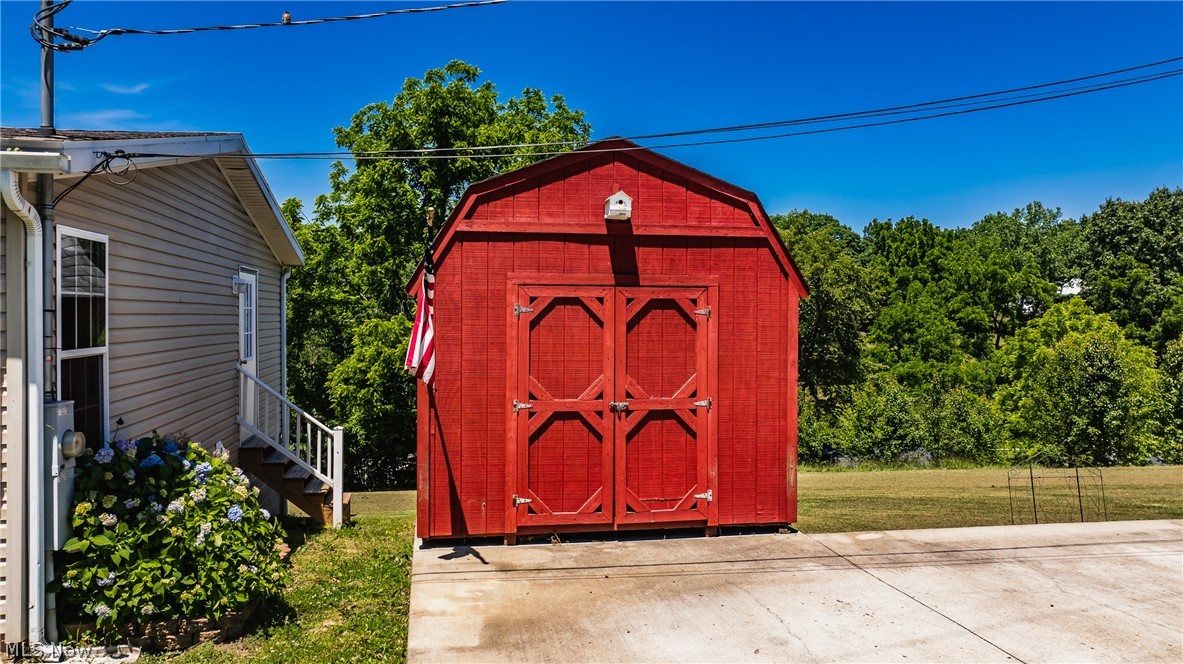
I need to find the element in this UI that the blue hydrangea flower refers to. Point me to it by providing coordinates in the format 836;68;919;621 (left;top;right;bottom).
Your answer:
162;440;179;455
166;499;184;514
227;505;244;523
123;469;135;482
115;439;138;456
138;453;164;468
194;461;213;475
94;446;115;464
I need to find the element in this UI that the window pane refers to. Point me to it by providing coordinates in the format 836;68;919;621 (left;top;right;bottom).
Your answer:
61;235;106;350
61;354;105;447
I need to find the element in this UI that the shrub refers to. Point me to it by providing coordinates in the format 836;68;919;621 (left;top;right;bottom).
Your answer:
54;434;288;637
836;376;928;461
922;387;1006;463
797;396;843;463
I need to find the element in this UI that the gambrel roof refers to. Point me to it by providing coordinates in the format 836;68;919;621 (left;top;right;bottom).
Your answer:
406;138;807;296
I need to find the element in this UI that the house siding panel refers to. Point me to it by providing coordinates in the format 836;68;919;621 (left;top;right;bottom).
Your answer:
53;159;285;456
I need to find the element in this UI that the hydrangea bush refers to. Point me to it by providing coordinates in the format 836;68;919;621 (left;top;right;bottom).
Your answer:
54;434;288;634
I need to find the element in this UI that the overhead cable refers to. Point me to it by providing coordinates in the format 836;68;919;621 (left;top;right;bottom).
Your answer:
32;0;507;51
119;65;1183;163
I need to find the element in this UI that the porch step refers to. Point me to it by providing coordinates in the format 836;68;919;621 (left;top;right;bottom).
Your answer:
240;436;268;450
283;464;311;481
237;437;348;527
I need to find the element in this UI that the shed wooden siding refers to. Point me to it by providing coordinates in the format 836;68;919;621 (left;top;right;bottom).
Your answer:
422;152;798;539
52;159;284;455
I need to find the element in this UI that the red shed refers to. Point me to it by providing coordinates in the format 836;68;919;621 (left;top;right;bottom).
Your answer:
410;139;807;542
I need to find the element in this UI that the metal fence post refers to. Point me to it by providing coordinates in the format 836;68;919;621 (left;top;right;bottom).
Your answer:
332;427;345;528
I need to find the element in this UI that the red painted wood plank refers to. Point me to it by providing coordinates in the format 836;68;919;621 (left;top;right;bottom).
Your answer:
686;181;713;226
756;247;781;521
662;173;687;225
536;168;566;225
431;239;463;537
636;162;665;227
487;237;514;533
417;380;430;538
512;179;539;224
460;233;489;534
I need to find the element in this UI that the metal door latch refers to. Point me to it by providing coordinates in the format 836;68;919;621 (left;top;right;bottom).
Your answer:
513;303;535;316
513;400;533;412
513;495;533;506
694;398;712;409
609;401;629;412
693;490;713;502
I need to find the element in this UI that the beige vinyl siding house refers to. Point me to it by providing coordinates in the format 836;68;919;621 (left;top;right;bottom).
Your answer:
53;158;285;453
0;128;313;648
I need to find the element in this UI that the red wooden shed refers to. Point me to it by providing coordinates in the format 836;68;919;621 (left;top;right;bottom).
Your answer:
410;139;807;542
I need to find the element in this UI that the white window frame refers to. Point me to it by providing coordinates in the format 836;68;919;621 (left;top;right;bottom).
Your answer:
237;267;258;366
56;225;110;443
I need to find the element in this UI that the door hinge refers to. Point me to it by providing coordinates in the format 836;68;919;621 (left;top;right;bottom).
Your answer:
513;400;533;412
694;489;713;502
694;397;712;409
609;401;629;412
513;494;533;506
694;307;711;318
513;303;535;316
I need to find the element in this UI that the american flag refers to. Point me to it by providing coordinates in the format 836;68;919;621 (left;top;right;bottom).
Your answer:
404;247;436;386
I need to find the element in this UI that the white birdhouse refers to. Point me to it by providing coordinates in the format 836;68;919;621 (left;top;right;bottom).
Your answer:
604;190;633;221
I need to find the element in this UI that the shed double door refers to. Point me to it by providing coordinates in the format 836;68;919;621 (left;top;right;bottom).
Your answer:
510;283;717;531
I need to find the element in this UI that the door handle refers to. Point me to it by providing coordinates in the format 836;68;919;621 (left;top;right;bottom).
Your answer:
609;401;629;412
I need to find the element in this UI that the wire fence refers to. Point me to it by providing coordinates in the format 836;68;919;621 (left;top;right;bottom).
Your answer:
1007;452;1108;525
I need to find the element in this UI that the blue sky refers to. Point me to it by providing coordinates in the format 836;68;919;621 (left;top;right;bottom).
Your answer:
2;1;1180;229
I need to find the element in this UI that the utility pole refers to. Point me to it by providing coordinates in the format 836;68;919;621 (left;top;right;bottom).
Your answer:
38;0;55;399
32;0;56;647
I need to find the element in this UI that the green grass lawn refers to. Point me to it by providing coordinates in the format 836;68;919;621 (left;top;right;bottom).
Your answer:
147;465;1180;662
145;507;415;663
797;465;1183;533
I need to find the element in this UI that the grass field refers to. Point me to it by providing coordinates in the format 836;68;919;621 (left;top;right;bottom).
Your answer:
146;465;1180;662
797;465;1182;533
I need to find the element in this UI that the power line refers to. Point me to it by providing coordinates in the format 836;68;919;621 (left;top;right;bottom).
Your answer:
32;0;507;51
122;64;1183;162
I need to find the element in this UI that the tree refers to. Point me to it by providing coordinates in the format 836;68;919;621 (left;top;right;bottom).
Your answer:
774;210;877;406
943;228;1054;356
1080;187;1183;352
1158;336;1183;462
994;299;1162;464
288;62;592;488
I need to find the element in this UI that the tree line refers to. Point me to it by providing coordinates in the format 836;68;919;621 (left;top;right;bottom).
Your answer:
782;187;1182;467
282;62;1181;489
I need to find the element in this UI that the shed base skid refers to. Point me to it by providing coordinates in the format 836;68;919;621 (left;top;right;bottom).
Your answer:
419;523;792;546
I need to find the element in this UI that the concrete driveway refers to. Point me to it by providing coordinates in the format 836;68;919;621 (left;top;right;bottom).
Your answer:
408;520;1183;662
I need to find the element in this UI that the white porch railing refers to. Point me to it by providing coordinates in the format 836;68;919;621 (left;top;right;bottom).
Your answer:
236;365;345;527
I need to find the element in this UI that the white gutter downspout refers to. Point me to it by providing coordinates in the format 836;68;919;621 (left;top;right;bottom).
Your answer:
280;266;291;518
2;168;47;645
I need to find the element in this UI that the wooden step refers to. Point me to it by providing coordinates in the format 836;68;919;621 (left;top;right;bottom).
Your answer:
237;438;342;527
283;463;311;481
262;448;289;466
240;436;268;450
